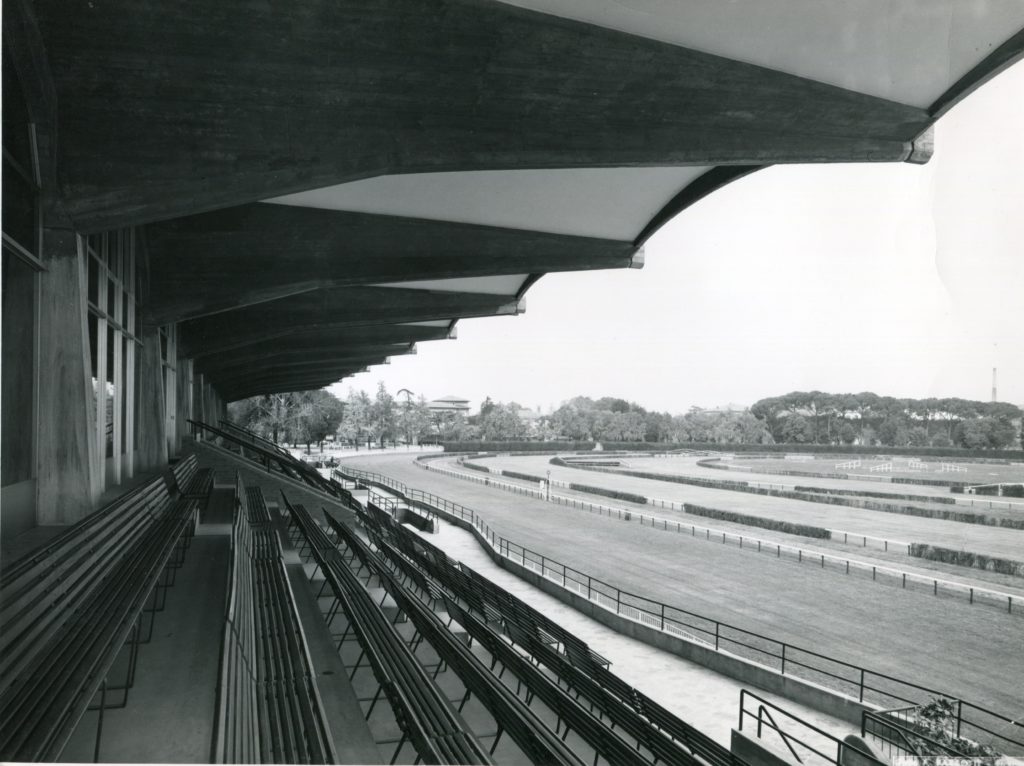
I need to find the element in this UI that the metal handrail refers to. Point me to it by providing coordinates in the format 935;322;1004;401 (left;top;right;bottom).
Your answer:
754;704;804;763
333;464;1023;749
739;690;887;766
862;708;975;758
189;419;342;499
217;420;293;458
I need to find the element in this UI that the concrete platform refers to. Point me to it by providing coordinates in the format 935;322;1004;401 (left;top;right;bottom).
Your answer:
61;533;230;763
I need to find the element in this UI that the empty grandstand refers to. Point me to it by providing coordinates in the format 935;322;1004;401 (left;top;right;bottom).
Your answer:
3;3;1023;764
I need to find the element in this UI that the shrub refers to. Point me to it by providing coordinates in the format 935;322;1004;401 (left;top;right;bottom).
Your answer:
908;544;1024;577
560;457;1015;526
503;470;545;483
793;486;956;504
683;503;831;539
567;483;648;504
461;461;491;473
1002;484;1024;498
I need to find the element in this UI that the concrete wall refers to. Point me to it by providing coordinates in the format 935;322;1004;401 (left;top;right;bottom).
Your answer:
430;504;874;726
136;325;168;473
731;728;802;766
1;480;37;539
173;357;192;456
35;230;99;523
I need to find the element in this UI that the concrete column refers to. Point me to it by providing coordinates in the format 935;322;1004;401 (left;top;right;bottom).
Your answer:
136;325;168;471
35;228;100;523
173;356;191;455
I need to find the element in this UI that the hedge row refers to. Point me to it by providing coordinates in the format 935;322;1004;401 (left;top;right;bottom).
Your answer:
702;458;972;489
968;484;1024;498
503;470;545;483
578;466;753;493
891;477;968;488
793;486;956;504
698;459;850;480
445;441;595;452
908;544;1024;577
567;483;649;505
683;503;832;539
461;461;491;473
562;460;1017;526
442;441;1024;459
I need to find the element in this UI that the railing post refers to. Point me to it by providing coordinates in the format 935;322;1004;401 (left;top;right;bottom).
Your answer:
661;603;665;630
859;669;865;702
715;622;720;650
780;644;786;674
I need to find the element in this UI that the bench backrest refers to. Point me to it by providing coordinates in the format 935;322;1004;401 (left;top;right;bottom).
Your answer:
169;453;200;495
0;475;171;689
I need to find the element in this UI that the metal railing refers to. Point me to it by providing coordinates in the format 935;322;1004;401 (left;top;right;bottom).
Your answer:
739;690;885;766
418;458;1020;615
188;419;343;501
332;467;1023;746
863;702;1024;758
217;420;293;460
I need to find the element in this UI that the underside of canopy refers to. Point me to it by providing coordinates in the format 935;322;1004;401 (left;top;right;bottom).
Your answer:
10;0;1022;399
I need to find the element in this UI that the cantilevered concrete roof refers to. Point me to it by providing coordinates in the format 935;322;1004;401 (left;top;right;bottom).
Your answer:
14;0;1023;400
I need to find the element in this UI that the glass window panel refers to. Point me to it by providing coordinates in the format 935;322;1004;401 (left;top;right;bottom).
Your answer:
105;326;115;457
110;232;121;279
2;157;37;254
107;278;116;317
122;336;131;446
88;312;98;378
1;255;36;485
106;325;116;381
2;48;32;166
134;346;141;442
88;257;99;306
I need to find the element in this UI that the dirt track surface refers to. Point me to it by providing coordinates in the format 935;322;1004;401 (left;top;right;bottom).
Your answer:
339;454;1024;716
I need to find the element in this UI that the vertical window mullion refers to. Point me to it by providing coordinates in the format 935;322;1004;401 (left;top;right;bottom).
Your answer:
166;325;177;454
111;231;123;485
95;253;108;495
125;232;136;478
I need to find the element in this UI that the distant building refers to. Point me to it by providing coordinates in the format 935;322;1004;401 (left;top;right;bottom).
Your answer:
515;406;542;424
427;395;471;414
695;403;749;415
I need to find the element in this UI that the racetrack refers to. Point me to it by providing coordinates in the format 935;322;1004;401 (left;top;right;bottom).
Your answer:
474;454;1024;559
339;453;1024;716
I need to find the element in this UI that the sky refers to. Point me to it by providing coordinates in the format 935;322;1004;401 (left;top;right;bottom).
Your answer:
331;60;1024;415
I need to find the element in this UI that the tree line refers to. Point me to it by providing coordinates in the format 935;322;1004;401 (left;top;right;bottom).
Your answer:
749;392;1021;449
227;383;470;451
227;386;1023;450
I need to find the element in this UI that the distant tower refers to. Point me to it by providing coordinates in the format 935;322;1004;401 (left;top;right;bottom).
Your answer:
992;367;998;402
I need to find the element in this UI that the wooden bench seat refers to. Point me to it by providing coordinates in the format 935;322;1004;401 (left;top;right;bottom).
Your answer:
360;497;746;766
0;475;198;761
328;517;592;766
281;495;493;766
213;478;336;764
170;453;214;503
